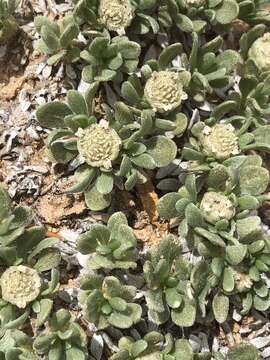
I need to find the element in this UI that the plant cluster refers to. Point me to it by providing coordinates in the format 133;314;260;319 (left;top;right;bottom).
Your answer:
0;0;19;43
1;0;270;358
0;185;61;333
109;335;260;360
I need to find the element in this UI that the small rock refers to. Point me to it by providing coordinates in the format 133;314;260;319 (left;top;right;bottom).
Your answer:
250;336;270;349
232;309;242;322
262;346;270;358
42;65;52;78
90;334;104;360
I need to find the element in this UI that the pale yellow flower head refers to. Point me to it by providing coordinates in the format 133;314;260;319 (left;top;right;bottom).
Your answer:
99;0;133;34
77;122;122;169
0;266;42;308
248;33;270;72
200;123;239;160
144;71;187;113
200;192;235;224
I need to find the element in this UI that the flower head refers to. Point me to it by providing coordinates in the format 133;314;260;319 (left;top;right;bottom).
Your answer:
199;123;239;160
144;71;187;113
233;270;253;293
200;192;235;224
77;122;122;169
98;0;133;34
0;266;42;308
248;33;270;72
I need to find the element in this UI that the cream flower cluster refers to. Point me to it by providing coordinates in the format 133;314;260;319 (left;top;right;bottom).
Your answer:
248;33;270;72
200;123;239;160
144;71;187;113
77;122;122;169
0;265;42;308
98;0;133;34
200;192;235;224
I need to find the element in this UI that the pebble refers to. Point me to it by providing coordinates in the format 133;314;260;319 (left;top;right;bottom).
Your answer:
262;346;270;358
42;65;52;79
232;309;242;322
189;335;201;352
250;336;270;349
90;334;104;360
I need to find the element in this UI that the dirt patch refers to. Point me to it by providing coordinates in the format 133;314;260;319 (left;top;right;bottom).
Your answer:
34;192;86;226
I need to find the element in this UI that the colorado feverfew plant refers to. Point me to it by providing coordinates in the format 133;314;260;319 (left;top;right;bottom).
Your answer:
36;89;177;210
33;309;88;359
34;15;80;65
0;185;60;332
0;0;19;43
4;0;270;357
77;212;138;269
79;274;142;329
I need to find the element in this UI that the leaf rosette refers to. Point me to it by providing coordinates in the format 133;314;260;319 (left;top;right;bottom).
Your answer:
79;274;142;329
36;90;177;210
34;15;80;65
81;31;141;83
143;235;207;328
123;38;240;106
0;185;60;332
109;332;165;360
77;212;138;270
33;309;88;359
0;329;38;359
0;0;19;44
158;162;270;322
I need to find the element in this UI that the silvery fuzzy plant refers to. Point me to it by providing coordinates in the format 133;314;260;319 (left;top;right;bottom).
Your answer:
225;25;270;120
166;0;239;33
162;334;213;360
0;329;38;360
81;29;141;83
158;165;270;321
73;0;135;35
109;331;165;360
36;90;177;211
0;0;19;44
215;343;260;360
33;309;88;360
143;235;209;327
110;336;260;360
79;273;142;329
109;332;214;360
72;0;248;37
0;186;61;333
73;0;166;36
122;38;240;108
172;0;270;33
237;0;270;26
77;212;138;270
0;185;61;270
182;118;270;171
34;14;80;65
0;266;59;333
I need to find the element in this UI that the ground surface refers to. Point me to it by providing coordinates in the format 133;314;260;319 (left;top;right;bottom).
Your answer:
1;1;270;359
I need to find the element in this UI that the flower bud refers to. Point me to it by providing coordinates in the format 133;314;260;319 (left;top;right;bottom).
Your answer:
233;270;253;293
77;122;122;169
98;0;133;34
144;71;187;113
200;123;239;160
248;33;270;72
0;266;42;308
200;192;235;224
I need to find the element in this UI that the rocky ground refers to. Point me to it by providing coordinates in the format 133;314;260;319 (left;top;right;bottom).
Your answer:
1;1;270;359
